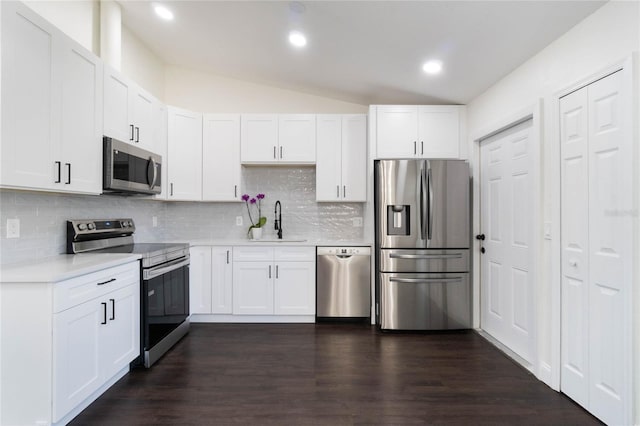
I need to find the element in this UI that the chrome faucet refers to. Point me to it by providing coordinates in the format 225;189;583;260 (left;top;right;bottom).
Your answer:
274;201;283;239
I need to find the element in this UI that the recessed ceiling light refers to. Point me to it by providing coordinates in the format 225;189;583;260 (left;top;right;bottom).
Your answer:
422;60;443;75
154;4;174;21
288;31;307;48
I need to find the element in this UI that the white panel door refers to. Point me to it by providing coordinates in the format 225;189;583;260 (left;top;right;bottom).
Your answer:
152;102;168;200
316;114;342;201
240;114;278;163
278;114;316;163
586;71;630;426
189;246;212;314
103;66;133;143
418;106;460;158
341;114;367;201
211;247;233;314
202;114;241;201
1;1;57;190
132;88;154;149
376;105;418;158
274;261;315;315
101;285;140;380
53;300;102;422
560;86;590;407
167;107;202;201
58;38;103;194
232;262;274;315
480;118;535;364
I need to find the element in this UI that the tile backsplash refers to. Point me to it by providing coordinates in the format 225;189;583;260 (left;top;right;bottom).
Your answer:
0;167;365;266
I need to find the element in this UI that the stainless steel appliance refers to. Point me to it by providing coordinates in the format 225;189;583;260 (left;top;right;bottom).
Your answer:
317;246;371;319
103;137;162;195
67;219;189;367
375;159;471;330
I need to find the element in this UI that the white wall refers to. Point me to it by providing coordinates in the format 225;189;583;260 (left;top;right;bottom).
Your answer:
466;0;639;422
121;26;165;100
165;65;367;114
24;0;99;54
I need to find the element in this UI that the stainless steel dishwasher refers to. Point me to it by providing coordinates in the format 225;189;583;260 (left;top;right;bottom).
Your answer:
316;246;371;319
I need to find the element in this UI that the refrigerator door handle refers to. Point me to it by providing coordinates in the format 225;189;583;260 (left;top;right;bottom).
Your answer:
420;165;427;240
427;166;434;240
389;253;463;260
389;277;463;284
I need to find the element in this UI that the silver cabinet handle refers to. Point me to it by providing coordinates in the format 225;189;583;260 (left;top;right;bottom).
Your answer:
421;141;424;155
101;302;107;324
54;161;61;183
343;185;346;198
273;146;276;159
130;124;135;141
135;126;140;143
414;141;417;155
269;265;272;279
389;254;462;259
234;185;237;198
280;146;283;159
226;250;230;264
109;298;115;320
170;183;174;196
276;265;279;279
65;163;71;184
389;277;463;284
337;185;340;198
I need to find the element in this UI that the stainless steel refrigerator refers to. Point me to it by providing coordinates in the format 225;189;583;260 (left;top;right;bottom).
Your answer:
375;159;471;330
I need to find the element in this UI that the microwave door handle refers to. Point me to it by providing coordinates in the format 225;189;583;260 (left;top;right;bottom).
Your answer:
147;157;158;190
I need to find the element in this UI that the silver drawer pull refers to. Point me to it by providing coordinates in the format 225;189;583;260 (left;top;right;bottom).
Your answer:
389;277;463;284
97;278;116;286
389;254;462;260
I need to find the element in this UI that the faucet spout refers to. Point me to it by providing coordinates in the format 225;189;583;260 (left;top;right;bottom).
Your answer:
274;201;283;239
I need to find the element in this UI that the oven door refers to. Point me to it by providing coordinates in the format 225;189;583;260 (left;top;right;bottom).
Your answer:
103;137;162;195
143;257;190;350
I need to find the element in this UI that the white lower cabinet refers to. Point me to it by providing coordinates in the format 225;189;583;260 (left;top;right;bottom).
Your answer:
0;261;140;426
190;245;315;321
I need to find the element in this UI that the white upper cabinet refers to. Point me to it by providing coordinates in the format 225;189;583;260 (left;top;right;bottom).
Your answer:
0;1;102;194
203;114;241;201
241;114;316;164
152;102;169;200
316;114;367;202
167;106;203;201
104;65;157;151
376;105;463;159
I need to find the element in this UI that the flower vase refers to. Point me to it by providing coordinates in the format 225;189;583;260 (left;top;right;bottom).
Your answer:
251;227;263;240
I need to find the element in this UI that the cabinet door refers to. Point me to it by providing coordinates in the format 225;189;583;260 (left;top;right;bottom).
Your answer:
132;88;154;149
418;106;460;158
232;261;273;315
341;114;367;201
152;102;168;200
101;284;140;380
316;115;342;201
240;114;278;163
1;1;57;190
58;37;103;194
211;247;233;314
104;66;134;143
53;299;102;422
278;114;316;163
189;246;212;314
203;114;241;201
376;106;418;158
168;107;203;201
274;261;315;315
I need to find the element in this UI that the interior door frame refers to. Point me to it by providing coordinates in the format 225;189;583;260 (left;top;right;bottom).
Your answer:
549;55;636;421
470;100;543;375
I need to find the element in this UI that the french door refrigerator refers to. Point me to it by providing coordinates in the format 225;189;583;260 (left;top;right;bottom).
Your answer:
375;159;471;330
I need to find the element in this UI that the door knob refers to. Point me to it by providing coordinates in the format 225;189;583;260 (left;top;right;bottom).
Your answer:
476;234;486;241
480;247;486;254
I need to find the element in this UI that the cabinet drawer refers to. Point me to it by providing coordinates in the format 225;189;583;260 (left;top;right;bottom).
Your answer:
54;261;139;313
233;246;274;262
274;246;315;262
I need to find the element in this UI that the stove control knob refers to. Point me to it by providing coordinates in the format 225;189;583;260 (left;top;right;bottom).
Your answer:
87;223;95;230
121;221;128;228
78;223;87;231
127;220;133;227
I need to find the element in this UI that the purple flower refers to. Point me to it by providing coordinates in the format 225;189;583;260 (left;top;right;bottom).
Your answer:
256;193;265;200
250;198;257;204
241;194;250;202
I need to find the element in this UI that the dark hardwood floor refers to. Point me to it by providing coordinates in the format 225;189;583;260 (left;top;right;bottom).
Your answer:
71;323;600;425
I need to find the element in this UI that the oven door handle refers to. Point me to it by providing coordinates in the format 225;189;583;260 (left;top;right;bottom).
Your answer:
143;257;190;280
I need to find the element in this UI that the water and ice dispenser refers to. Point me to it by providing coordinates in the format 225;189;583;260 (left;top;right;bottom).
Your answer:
387;205;410;236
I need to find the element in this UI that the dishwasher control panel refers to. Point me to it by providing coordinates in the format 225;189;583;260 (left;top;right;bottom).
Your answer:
316;246;371;256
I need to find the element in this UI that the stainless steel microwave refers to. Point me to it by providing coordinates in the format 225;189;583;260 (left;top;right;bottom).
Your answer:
103;137;162;195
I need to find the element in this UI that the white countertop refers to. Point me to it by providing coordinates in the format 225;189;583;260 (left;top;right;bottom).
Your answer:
0;253;142;283
181;239;373;247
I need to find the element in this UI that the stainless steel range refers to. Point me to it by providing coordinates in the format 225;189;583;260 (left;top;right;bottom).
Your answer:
67;218;190;368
